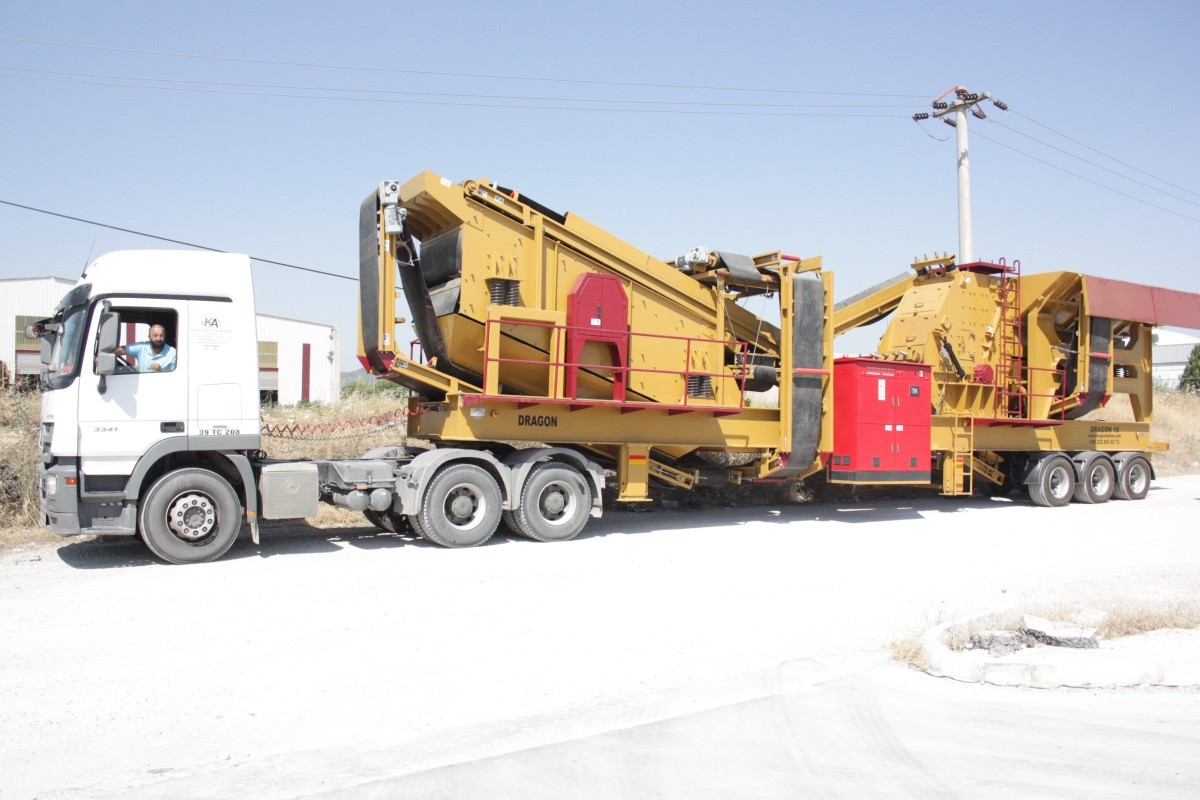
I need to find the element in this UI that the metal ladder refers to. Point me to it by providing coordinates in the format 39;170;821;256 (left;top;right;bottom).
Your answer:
942;416;975;496
994;259;1027;419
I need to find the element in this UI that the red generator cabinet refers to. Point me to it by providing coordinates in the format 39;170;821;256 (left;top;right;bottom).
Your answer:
830;358;932;484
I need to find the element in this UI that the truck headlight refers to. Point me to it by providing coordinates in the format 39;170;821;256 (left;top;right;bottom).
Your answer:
44;475;57;498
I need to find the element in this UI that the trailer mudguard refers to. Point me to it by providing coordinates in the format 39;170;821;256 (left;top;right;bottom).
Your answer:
503;448;606;518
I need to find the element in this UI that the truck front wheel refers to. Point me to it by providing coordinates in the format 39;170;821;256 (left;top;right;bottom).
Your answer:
418;463;501;548
139;468;243;564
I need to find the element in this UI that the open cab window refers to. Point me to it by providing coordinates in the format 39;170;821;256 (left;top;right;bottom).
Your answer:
97;307;180;375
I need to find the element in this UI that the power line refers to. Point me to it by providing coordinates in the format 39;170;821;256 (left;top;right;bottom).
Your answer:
0;66;916;109
1012;110;1200;200
989;118;1200;207
970;130;1200;225
0;199;355;280
911;86;1007;263
0;35;930;98
0;72;911;118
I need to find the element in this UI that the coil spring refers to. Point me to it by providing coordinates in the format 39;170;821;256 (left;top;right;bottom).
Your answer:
686;375;714;398
487;278;521;306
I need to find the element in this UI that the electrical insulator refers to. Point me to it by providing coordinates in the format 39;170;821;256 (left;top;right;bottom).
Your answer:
992;99;1009;111
912;112;930;121
956;88;968;98
972;107;986;119
933;101;949;109
943;118;957;127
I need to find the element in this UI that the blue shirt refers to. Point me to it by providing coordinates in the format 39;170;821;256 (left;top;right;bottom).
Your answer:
125;341;177;372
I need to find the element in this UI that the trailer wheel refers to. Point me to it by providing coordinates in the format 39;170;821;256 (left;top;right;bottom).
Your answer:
1028;455;1075;508
139;468;242;564
501;509;523;536
1114;455;1151;501
418;463;501;548
511;463;591;543
1072;454;1115;504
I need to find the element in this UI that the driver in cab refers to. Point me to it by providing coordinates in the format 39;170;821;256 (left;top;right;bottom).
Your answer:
113;324;177;372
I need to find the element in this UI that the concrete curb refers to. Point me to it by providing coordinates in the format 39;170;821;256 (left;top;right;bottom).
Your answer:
920;609;1200;689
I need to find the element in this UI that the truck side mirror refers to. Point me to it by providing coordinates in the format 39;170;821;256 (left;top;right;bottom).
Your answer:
38;332;55;366
96;312;120;378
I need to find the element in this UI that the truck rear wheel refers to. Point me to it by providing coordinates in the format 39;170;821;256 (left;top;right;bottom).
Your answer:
139;468;242;564
510;463;591;542
1072;453;1115;504
1028;455;1074;508
418;463;501;548
1114;455;1151;501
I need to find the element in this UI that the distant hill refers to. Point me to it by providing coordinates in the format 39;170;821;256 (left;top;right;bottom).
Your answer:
340;368;369;387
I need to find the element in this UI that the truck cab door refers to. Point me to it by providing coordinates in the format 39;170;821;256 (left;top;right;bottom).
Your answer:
77;300;189;485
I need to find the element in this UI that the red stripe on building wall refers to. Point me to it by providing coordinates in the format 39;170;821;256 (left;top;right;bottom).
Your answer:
301;343;311;402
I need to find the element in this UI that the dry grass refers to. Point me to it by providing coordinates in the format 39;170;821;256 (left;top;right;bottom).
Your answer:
888;634;929;670
890;599;1200;667
1083;388;1200;476
259;393;418;461
1016;600;1200;640
0;390;41;528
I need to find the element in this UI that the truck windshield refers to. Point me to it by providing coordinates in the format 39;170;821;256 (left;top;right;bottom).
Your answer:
45;304;87;390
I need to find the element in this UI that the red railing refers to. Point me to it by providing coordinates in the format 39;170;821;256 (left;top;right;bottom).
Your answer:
479;316;756;413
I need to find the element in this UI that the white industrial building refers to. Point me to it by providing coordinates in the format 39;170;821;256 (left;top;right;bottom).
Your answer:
0;276;76;388
254;313;340;404
2;276;339;404
1152;328;1200;386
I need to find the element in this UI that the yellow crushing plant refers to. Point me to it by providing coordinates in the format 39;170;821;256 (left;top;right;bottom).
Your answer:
359;171;1200;517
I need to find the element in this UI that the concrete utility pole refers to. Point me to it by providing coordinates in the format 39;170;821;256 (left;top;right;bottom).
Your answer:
912;87;1008;265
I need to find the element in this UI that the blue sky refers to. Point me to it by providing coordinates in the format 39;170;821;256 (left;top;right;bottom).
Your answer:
3;1;1198;369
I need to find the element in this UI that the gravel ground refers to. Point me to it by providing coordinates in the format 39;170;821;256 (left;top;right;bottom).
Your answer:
1;475;1198;798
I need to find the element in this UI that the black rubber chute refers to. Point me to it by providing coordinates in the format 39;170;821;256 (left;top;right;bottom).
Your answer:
713;251;761;285
779;276;825;476
358;189;480;388
358;190;385;373
1066;317;1112;419
419;227;464;286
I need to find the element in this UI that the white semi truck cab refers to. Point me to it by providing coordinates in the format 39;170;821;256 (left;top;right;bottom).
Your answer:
33;250;604;563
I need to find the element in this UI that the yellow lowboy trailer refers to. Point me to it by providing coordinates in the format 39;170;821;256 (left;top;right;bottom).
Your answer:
357;172;1200;546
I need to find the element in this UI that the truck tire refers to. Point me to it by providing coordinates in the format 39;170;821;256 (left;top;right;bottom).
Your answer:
501;509;523;537
139;468;243;564
1072;453;1115;504
1027;455;1074;508
407;511;429;540
364;509;408;534
510;463;591;543
1114;455;1151;501
418;463;501;548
